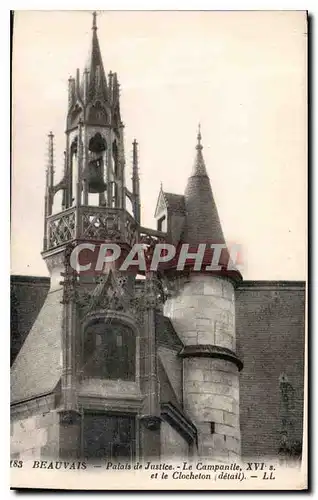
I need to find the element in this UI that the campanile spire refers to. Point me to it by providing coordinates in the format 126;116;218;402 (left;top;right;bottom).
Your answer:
92;10;97;30
196;123;202;149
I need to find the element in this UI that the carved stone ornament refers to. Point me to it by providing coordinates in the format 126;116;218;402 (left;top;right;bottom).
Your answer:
140;415;161;431
60;242;79;305
45;250;66;273
154;189;167;218
48;210;76;249
76;270;133;319
82;211;121;241
58;409;81;426
74;271;166;323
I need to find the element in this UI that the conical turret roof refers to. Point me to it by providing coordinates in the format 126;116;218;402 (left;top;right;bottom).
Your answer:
182;126;226;246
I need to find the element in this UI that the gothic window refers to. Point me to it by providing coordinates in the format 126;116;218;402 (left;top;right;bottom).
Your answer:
83;320;136;380
82;412;136;461
70;136;78;156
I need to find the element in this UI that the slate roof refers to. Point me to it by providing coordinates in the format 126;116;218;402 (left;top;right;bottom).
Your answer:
162;192;186;214
158;357;183;413
11;276;50;366
155;313;183;350
11;288;63;404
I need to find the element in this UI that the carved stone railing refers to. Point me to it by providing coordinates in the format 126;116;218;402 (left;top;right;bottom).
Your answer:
139;226;167;245
44;206;138;252
79;206;138;246
46;207;76;251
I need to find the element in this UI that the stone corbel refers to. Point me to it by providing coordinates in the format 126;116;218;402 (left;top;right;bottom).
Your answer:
58;409;81;426
140;415;162;431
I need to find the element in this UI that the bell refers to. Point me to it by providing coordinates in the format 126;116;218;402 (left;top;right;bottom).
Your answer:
86;158;107;194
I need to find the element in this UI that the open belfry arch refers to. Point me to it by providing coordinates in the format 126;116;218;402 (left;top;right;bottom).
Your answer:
11;12;243;462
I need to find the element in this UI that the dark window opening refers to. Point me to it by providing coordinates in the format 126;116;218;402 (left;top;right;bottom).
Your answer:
83;320;136;380
89;133;107;153
70;136;78;156
157;215;167;232
82;413;136;461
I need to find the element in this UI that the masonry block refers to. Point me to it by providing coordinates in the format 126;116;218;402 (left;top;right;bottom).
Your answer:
215;329;235;351
165;274;241;461
223;412;240;427
197;331;214;344
161;421;190;458
200;408;224;422
222;279;235;300
224;436;241;454
215;423;240;438
203;276;223;297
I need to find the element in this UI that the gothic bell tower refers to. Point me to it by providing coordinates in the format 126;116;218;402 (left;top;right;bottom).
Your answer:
11;13;163;462
44;12;140;250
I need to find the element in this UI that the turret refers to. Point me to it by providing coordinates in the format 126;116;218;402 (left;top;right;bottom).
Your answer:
164;127;243;460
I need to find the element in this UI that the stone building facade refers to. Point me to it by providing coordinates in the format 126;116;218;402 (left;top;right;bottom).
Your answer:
11;15;305;463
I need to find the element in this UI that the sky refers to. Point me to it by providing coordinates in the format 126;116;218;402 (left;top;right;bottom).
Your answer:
11;10;307;280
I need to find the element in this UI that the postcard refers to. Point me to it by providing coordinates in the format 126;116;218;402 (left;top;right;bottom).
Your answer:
11;10;307;490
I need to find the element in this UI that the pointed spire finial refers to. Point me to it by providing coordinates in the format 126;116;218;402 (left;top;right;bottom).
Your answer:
92;11;97;31
190;123;208;177
196;123;203;150
132;139;139;176
47;131;55;187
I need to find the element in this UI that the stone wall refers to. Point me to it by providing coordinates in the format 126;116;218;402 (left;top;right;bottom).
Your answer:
161;420;189;458
236;281;305;459
164;275;235;348
183;357;240;460
10;275;305;460
164;274;241;460
11;410;60;460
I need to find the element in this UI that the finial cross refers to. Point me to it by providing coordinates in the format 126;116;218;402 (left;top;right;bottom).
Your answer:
197;123;202;143
196;123;203;150
92;11;97;30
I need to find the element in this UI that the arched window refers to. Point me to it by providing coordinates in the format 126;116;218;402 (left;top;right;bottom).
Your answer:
83;319;136;380
88;133;107;153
